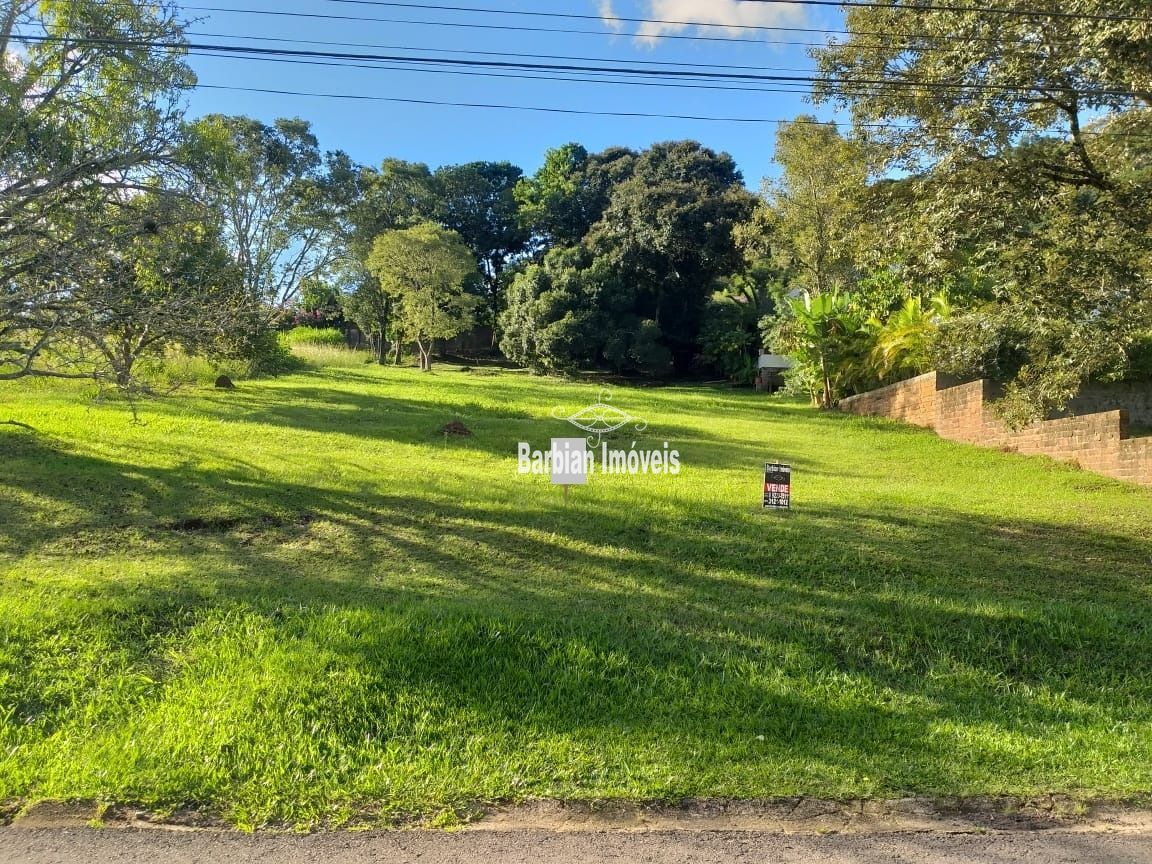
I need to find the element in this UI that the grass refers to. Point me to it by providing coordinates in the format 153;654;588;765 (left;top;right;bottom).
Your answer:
1;364;1151;830
290;343;376;370
281;328;349;349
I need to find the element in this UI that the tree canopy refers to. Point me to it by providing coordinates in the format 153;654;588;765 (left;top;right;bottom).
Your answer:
807;0;1152;420
365;223;479;372
503;141;755;376
0;0;193;381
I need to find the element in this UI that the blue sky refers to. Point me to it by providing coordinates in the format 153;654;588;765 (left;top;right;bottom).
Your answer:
181;0;847;188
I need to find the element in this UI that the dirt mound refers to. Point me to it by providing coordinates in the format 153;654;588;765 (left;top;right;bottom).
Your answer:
441;420;473;437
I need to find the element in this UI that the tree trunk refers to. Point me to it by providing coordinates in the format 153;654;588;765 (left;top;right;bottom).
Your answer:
819;353;833;409
376;334;387;365
417;340;432;372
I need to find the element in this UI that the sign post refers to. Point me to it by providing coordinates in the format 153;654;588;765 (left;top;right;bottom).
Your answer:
551;438;589;503
763;463;792;510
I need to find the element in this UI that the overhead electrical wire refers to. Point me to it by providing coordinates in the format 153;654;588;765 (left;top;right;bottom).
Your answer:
175;22;1070;56
87;5;861;50
181;81;1152;141
13;1;1149;135
316;0;1150;27
186;48;1139;108
120;0;1152;30
16;34;1150;101
191;82;800;122
83;1;1136;51
182;31;829;74
188;51;819;95
739;0;1149;22
19;34;1144;136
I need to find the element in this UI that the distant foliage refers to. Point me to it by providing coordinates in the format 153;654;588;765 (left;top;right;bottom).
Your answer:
283;328;347;348
502;141;755;377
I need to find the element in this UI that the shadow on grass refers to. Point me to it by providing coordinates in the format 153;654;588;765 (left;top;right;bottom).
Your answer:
3;417;1152;805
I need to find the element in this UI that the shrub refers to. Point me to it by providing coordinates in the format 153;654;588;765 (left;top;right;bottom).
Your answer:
282;327;347;348
700;301;759;385
1125;334;1152;382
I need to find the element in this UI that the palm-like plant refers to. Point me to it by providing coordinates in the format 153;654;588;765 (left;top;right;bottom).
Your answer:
869;294;951;382
785;291;866;407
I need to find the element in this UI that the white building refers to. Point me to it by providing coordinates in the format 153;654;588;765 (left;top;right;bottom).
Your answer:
756;353;795;392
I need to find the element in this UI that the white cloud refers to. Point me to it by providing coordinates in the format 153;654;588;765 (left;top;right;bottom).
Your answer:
597;0;807;45
597;0;625;32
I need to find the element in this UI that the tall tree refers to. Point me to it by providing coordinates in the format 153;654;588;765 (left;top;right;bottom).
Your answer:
813;1;1152;420
503;142;754;377
587;141;757;372
341;271;394;366
365;223;479;372
434;162;529;327
500;246;626;374
186;115;347;309
334;159;440;356
514;144;637;251
62;196;251;389
348;159;440;257
0;0;192;380
762;118;871;298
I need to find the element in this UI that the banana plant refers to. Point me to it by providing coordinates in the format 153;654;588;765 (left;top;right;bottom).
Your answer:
786;290;866;407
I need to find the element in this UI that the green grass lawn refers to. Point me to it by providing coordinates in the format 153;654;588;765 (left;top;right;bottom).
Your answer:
2;363;1152;829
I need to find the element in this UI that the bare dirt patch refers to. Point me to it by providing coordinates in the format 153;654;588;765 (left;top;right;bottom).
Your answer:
9;797;1152;835
470;797;1127;834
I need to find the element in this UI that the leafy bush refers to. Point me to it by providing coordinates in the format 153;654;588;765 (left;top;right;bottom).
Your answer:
932;308;1035;384
869;295;951;382
282;327;347;348
1125;334;1152;382
157;351;250;388
700;301;759;385
770;291;875;407
934;307;1144;427
629;320;674;377
206;326;302;378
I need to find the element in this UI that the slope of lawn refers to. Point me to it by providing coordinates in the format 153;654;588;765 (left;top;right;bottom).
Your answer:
1;363;1152;829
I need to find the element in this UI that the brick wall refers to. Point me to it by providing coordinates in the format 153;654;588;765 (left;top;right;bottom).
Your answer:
838;372;939;428
1065;382;1152;428
839;375;1152;488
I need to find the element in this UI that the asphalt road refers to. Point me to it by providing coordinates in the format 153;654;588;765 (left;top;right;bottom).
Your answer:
2;829;1151;864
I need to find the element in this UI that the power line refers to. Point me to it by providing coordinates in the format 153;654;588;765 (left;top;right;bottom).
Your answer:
182;31;821;74
172;29;1094;76
188;51;819;94
190;83;791;122
317;0;1151;28
17;28;1149;135
740;0;1150;23
17;34;1150;100
96;3;818;47
185;81;1152;141
189;48;1123;106
162;50;1152;118
8;19;1087;94
319;0;834;32
83;2;1073;51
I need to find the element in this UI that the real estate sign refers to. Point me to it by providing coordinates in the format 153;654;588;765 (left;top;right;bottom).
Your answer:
763;463;792;510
